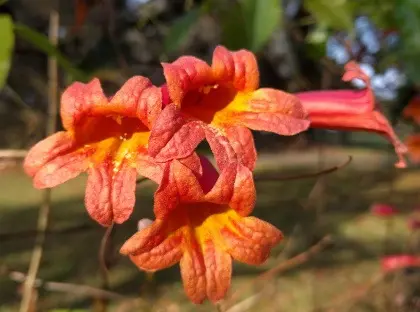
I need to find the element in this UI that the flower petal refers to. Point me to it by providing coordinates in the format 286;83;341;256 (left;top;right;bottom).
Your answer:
204;162;236;204
85;161;137;226
406;134;420;163
162;56;213;106
121;219;184;271
202;240;232;303
180;240;207;304
225;126;256;170
229;164;256;216
111;162;138;224
129;234;184;271
221;216;283;265
211;45;259;91
381;254;420;273
24;131;77;177
204;126;237;169
137;149;165;183
148;103;205;161
32;150;89;189
60;78;108;131
154;159;204;219
109;76;162;127
232;88;310;136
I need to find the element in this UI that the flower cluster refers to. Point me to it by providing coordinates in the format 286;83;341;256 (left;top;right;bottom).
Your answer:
23;46;406;303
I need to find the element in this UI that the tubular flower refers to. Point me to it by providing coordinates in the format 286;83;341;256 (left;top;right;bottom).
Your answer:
120;156;283;304
403;94;420;125
148;45;309;170
381;254;420;273
295;61;407;168
24;76;167;226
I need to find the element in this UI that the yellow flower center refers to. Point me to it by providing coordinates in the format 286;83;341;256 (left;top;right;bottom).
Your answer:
72;114;150;171
182;85;251;126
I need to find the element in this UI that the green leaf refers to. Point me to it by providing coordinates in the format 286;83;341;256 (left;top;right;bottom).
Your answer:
221;0;281;52
14;23;87;81
164;8;201;55
0;14;13;89
304;0;353;31
241;0;282;52
395;0;420;84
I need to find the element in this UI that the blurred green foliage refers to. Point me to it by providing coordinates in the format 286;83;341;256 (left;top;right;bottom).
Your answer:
0;14;13;89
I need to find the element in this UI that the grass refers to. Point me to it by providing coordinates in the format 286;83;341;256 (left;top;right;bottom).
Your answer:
1;147;420;312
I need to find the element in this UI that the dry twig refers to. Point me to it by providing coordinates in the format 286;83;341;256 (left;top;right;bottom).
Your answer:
19;10;59;312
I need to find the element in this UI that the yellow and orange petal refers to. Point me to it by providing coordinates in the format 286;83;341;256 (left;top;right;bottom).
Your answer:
120;203;282;304
148;45;309;169
24;76;166;226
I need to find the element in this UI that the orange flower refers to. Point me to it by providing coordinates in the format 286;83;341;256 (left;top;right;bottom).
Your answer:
148;45;309;170
24;76;166;226
403;94;420;125
120;156;282;303
295;61;407;168
405;134;420;163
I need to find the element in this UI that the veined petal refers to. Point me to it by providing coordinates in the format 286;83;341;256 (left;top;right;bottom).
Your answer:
406;134;420;163
202;240;232;303
109;76;162;127
148;103;205;161
60;78;108;131
221;216;283;265
33;149;89;189
121;220;184;271
154;159;204;219
162;56;213;106
204;126;237;169
211;45;259;91
225;126;256;171
204;162;236;204
229;164;255;216
232;88;310;136
180;241;207;304
24;131;77;177
85;160;137;226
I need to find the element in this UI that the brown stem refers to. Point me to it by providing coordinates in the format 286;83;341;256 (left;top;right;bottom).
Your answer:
19;10;59;312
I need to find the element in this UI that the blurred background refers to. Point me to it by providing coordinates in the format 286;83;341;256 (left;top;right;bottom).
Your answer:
1;0;420;311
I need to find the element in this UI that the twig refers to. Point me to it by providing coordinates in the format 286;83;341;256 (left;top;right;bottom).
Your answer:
0;149;27;159
226;236;332;307
254;156;352;182
19;10;59;312
98;222;115;291
2;267;128;300
0;222;93;241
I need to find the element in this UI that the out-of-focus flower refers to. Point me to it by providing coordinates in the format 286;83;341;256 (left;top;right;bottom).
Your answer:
405;134;420;163
381;254;420;273
120;156;282;303
295;61;407;168
407;217;420;231
148;45;309;171
371;203;398;217
404;94;420;125
24;77;168;226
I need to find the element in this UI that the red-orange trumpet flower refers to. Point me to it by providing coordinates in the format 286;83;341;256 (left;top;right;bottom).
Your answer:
24;77;165;226
120;156;282;303
148;45;309;170
295;61;407;168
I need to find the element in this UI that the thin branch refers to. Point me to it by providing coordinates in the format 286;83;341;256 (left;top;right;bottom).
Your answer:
19;10;59;312
0;222;94;241
99;222;115;291
254;156;352;182
0;149;27;159
227;236;333;307
2;267;128;300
